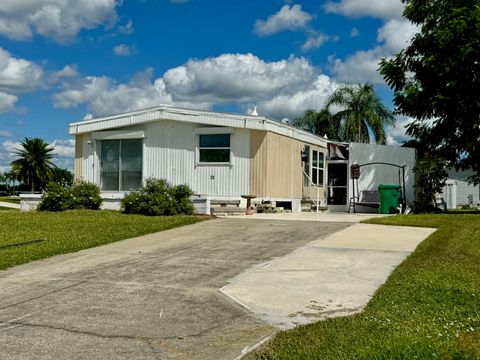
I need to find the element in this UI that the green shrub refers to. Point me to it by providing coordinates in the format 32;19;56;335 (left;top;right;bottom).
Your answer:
121;178;194;216
38;182;73;211
39;181;102;211
71;181;102;210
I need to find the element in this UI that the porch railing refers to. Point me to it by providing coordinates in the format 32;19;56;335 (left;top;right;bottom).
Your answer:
303;170;321;213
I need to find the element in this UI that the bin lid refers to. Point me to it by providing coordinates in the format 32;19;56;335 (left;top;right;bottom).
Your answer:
378;183;401;190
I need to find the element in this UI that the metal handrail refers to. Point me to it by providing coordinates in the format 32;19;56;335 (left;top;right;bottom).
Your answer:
303;170;321;213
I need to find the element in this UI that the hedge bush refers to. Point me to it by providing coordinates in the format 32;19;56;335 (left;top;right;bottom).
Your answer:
38;180;102;211
121;178;194;216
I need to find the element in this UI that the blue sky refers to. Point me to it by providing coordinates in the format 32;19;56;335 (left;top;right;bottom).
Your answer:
0;0;417;171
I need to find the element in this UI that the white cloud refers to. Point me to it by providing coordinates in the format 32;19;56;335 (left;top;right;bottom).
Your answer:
53;53;342;121
254;4;313;36
350;27;359;37
118;19;133;34
0;130;13;137
50;139;75;157
257;74;338;119
324;0;404;20
386;116;414;145
327;1;418;84
377;19;418;53
330;47;388;84
0;92;18;113
113;44;134;56
301;33;337;52
53;67;207;117
0;0;119;43
164;53;317;103
0;48;43;94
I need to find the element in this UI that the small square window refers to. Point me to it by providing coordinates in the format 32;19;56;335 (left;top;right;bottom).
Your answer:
198;134;231;163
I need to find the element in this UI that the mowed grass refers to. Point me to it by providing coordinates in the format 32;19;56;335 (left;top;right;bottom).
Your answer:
252;213;480;359
0;207;17;211
0;196;20;204
0;210;205;270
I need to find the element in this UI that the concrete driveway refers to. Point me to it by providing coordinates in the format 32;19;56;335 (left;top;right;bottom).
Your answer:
0;218;349;360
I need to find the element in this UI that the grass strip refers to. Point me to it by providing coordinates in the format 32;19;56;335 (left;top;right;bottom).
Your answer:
0;210;205;270
0;197;21;205
252;213;480;359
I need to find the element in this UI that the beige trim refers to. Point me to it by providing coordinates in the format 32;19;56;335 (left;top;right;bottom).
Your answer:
250;131;326;199
74;135;82;180
250;130;268;197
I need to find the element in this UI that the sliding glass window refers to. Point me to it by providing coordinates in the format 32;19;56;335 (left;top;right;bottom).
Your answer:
100;139;142;191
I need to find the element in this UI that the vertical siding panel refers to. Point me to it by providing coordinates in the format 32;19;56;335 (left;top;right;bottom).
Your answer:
250;130;267;197
142;120;248;197
74;135;83;180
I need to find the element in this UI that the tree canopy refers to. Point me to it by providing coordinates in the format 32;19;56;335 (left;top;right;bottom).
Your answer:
327;83;395;144
294;83;394;144
292;109;340;140
380;0;480;183
11;137;56;193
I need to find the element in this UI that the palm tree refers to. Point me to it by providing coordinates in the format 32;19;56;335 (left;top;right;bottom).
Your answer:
11;137;56;193
327;83;395;144
293;108;341;140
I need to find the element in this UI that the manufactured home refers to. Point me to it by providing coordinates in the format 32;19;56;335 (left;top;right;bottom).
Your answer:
68;105;416;214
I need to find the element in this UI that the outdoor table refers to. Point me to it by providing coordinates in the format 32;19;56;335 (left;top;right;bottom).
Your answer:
241;195;256;215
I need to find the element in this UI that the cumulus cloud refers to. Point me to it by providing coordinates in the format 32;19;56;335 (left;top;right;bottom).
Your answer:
0;130;13;137
0;92;18;113
53;67;208;117
377;19;419;54
50;139;75;157
324;0;404;20
0;48;43;94
256;74;338;119
163;53;317;103
118;19;133;34
330;47;388;84
301;33;337;52
113;44;135;56
328;1;418;84
254;4;313;36
53;53;341;120
386;116;414;145
0;0;119;43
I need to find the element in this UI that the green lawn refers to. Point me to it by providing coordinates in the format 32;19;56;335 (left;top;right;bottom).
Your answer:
0;196;20;204
0;206;17;211
252;213;480;359
0;210;205;270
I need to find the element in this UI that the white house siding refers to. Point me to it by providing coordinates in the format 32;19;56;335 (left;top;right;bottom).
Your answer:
142;120;250;197
77;134;95;183
349;143;416;209
442;169;480;208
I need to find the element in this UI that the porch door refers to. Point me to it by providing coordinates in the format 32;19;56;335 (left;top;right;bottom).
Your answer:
327;162;348;211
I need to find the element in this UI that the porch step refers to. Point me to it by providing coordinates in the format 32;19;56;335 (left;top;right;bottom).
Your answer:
211;206;246;216
301;199;328;212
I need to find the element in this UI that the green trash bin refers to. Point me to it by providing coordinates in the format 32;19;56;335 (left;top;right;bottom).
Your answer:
378;184;401;214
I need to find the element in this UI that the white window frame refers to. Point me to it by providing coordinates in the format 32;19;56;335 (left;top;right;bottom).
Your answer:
99;138;144;192
195;128;233;166
311;149;325;186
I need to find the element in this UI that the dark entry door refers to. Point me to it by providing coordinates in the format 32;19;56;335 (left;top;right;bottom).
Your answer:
327;162;348;208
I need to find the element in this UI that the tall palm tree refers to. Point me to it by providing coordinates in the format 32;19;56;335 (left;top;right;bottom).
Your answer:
11;137;56;193
293;108;341;140
327;83;395;144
